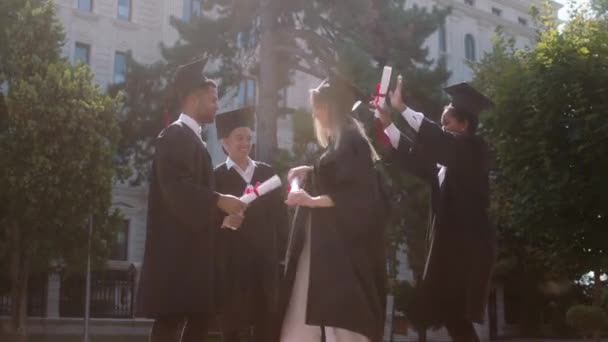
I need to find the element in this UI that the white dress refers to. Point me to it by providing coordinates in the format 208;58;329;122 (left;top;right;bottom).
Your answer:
280;218;370;342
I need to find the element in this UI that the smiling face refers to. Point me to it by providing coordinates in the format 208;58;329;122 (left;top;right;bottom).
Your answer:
222;126;253;162
441;105;470;136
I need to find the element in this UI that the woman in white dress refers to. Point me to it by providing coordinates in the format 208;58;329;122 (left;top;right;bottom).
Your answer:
280;76;388;342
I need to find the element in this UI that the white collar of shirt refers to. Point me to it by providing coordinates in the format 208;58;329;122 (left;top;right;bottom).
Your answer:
177;113;202;137
226;157;256;184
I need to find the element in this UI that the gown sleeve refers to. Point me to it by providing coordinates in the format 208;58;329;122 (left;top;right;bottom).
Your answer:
154;125;219;232
415;119;476;168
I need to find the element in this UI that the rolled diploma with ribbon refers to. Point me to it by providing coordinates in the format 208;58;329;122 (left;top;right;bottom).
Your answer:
240;175;282;204
374;66;392;118
289;177;301;193
222;175;283;230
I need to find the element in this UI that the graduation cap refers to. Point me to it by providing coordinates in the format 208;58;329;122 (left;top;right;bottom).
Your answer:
444;83;494;116
173;59;214;100
215;106;256;139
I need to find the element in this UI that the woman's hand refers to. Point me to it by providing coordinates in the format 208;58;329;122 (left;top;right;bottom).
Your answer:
285;190;315;207
285;190;335;208
287;165;313;185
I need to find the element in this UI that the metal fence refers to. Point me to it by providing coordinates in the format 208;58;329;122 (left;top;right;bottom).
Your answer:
60;269;136;318
0;273;47;317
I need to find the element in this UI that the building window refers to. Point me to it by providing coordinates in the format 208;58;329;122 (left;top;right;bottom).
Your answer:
438;22;447;53
110;219;129;261
114;52;127;84
279;87;288;108
464;0;474;6
465;34;476;61
518;17;528;26
183;0;201;22
237;78;256;106
78;0;93;12
236;31;257;50
118;0;131;21
492;7;502;16
74;42;90;65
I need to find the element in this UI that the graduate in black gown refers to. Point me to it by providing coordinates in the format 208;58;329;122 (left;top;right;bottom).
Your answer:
214;107;288;342
137;60;246;342
374;77;496;342
281;76;387;342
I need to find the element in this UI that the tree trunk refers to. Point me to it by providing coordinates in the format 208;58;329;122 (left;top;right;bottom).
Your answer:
256;0;279;163
8;223;29;342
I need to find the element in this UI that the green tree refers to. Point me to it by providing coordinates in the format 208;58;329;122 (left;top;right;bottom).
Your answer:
591;0;608;17
472;7;608;334
117;0;448;169
108;59;167;185
0;1;122;340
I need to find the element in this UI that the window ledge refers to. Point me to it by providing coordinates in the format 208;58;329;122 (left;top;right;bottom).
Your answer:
72;8;100;22
113;18;138;31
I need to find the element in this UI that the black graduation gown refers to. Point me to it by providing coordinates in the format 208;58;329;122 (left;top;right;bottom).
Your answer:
214;162;288;332
391;118;497;324
282;128;387;342
136;122;219;317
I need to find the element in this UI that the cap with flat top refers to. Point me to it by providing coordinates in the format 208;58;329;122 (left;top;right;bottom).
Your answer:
443;82;494;116
215;106;255;139
173;59;215;100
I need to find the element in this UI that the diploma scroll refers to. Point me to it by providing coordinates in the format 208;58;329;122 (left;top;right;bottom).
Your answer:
374;66;392;118
222;175;283;230
289;177;301;193
240;175;282;204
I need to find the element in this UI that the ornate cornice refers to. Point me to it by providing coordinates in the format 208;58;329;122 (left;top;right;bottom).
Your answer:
437;0;539;39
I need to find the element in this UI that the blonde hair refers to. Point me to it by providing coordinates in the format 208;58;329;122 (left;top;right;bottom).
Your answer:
309;86;379;161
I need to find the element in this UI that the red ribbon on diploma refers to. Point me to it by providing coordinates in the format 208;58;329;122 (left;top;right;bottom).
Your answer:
245;182;262;197
373;83;386;106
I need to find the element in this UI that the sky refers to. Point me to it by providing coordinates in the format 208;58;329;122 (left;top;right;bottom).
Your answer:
557;0;592;20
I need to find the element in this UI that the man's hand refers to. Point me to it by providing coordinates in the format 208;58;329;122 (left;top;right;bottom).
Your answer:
222;214;245;230
389;75;407;113
217;194;246;215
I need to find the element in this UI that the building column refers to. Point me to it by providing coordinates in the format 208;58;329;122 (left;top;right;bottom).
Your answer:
46;273;61;318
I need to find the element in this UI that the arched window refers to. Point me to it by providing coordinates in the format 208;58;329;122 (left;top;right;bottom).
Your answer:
465;34;476;61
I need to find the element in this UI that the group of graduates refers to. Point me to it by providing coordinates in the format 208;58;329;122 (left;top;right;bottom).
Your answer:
136;59;497;342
